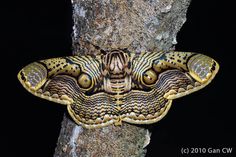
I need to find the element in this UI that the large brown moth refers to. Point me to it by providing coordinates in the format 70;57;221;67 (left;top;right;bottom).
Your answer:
18;50;219;129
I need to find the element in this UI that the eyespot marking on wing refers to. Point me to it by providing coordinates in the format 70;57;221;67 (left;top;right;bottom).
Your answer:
17;51;219;129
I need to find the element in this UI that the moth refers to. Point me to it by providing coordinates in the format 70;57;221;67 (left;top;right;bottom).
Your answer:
18;50;219;129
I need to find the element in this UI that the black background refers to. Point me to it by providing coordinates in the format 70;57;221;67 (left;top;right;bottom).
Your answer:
2;0;235;156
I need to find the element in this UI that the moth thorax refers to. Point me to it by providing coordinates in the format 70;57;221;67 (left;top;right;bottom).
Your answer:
103;50;130;78
103;76;132;94
102;50;132;94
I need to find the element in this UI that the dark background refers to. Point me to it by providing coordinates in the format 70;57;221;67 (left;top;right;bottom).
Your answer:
2;0;235;156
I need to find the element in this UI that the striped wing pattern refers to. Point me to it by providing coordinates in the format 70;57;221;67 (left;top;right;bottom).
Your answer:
18;50;219;129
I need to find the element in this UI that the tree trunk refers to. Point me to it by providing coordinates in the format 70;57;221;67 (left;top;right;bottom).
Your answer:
54;0;191;156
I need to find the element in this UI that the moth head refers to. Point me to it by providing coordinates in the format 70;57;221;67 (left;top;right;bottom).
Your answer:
102;50;131;78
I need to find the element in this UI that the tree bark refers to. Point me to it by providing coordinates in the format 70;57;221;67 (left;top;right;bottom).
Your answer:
54;0;191;156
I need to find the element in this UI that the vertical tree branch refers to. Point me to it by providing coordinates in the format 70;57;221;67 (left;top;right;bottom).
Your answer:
54;0;191;156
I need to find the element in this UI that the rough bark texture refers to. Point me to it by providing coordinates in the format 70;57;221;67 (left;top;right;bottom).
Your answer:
54;0;191;156
54;115;149;157
71;0;191;55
